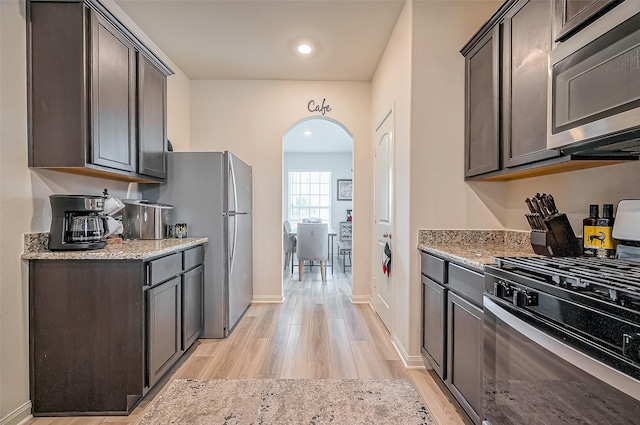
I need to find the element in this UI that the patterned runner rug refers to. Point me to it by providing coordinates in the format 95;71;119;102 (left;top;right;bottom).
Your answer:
136;378;435;424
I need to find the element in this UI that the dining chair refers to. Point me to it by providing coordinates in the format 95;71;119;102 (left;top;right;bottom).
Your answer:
283;220;296;271
296;223;328;281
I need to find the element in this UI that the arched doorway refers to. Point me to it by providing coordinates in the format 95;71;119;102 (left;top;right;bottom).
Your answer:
281;117;354;290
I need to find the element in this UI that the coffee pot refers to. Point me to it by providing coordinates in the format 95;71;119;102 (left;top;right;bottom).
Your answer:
48;194;108;251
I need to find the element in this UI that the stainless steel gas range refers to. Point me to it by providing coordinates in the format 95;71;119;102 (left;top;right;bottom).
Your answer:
483;200;640;425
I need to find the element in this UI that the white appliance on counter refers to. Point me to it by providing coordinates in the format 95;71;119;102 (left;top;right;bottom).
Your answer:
142;151;253;338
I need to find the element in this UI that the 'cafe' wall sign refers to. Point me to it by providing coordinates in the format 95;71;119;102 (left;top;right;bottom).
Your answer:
308;98;332;115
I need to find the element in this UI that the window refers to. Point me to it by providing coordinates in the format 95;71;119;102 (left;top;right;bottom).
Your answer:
288;171;331;227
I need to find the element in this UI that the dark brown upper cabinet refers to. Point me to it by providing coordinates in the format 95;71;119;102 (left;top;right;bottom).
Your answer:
90;11;137;173
555;0;623;42
27;0;173;183
464;26;500;178
460;0;635;181
138;55;168;179
502;0;559;168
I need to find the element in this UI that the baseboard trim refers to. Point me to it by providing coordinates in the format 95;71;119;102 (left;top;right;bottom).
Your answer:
252;295;285;303
350;294;372;305
1;401;32;425
391;334;426;369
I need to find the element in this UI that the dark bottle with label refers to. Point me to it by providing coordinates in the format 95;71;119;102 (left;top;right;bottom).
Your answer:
583;204;599;257
596;204;616;258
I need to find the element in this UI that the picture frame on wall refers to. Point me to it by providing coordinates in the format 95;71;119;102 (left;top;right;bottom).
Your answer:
337;179;353;201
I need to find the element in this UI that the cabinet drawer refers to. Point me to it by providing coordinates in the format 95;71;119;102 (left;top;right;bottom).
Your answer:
183;245;204;271
448;263;484;306
148;252;182;286
420;251;446;284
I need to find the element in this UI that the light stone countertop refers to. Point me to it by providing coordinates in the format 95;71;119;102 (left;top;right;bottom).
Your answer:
22;233;208;260
418;230;537;272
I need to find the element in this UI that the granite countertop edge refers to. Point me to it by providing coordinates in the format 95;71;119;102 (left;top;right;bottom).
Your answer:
22;235;209;261
417;229;537;273
418;245;488;272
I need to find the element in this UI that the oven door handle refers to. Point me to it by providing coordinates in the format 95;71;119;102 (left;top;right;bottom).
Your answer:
484;296;640;401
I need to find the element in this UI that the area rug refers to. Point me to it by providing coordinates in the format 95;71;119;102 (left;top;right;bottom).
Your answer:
136;379;435;424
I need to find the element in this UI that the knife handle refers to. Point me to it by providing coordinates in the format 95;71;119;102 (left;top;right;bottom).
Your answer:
525;198;536;213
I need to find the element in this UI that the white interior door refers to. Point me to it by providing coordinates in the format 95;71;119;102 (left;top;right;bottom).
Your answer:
373;108;394;332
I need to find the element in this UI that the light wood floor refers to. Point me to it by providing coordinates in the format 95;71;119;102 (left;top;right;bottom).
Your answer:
26;264;468;425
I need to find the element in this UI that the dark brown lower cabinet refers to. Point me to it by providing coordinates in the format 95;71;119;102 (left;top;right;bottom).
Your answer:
29;260;144;415
447;292;484;425
420;251;484;425
182;265;204;350
29;244;204;416
421;275;447;379
147;276;182;388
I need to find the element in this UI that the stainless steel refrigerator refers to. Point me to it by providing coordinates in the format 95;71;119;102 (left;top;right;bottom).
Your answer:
142;151;252;338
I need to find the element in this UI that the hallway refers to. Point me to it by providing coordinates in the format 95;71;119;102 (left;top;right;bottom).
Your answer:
26;268;468;424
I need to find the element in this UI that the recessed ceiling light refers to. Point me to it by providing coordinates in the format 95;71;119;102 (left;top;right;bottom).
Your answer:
304;130;312;136
297;44;312;55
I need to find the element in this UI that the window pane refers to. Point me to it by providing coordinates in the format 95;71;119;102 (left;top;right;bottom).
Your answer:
288;171;332;224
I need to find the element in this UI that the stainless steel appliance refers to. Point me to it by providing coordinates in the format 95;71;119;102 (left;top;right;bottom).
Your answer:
142;151;252;338
483;201;640;424
122;200;173;240
48;194;108;250
548;1;640;156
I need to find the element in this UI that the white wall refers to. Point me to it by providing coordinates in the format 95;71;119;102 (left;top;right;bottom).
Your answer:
189;80;372;302
408;1;504;362
0;1;190;422
372;0;504;365
283;152;354;230
371;0;414;361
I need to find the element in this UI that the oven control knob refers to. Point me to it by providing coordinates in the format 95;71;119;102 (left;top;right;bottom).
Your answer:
623;333;640;363
494;281;514;299
521;290;538;307
512;289;538;307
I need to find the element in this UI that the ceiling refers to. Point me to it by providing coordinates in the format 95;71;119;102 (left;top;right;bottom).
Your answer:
283;118;353;153
114;0;405;81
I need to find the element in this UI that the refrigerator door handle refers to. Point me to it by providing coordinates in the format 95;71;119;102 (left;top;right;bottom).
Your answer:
229;153;239;214
230;214;238;273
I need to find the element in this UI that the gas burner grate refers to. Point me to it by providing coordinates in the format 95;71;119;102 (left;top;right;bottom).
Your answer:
493;256;640;303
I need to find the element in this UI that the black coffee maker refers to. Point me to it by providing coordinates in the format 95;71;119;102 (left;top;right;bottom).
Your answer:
48;194;108;251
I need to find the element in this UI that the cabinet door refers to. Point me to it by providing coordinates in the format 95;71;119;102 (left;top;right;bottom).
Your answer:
90;10;137;172
138;54;167;178
447;292;483;425
421;276;447;379
465;25;500;178
503;0;559;168
555;0;621;41
147;276;181;388
182;265;204;350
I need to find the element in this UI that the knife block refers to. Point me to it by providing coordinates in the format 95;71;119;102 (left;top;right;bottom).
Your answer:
528;213;582;257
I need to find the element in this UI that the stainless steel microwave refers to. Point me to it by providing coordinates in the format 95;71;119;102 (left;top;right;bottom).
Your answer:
548;1;640;155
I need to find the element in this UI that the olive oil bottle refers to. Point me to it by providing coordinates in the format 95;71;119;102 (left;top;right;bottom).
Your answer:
583;204;599;257
595;204;617;258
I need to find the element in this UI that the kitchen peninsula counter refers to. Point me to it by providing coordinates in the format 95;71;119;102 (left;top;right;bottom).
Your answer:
418;229;536;272
22;233;208;260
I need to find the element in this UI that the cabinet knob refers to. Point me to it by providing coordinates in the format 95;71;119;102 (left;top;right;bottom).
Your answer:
383;233;391;239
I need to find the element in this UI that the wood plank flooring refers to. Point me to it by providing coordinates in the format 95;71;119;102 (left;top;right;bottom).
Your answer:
26;265;468;425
